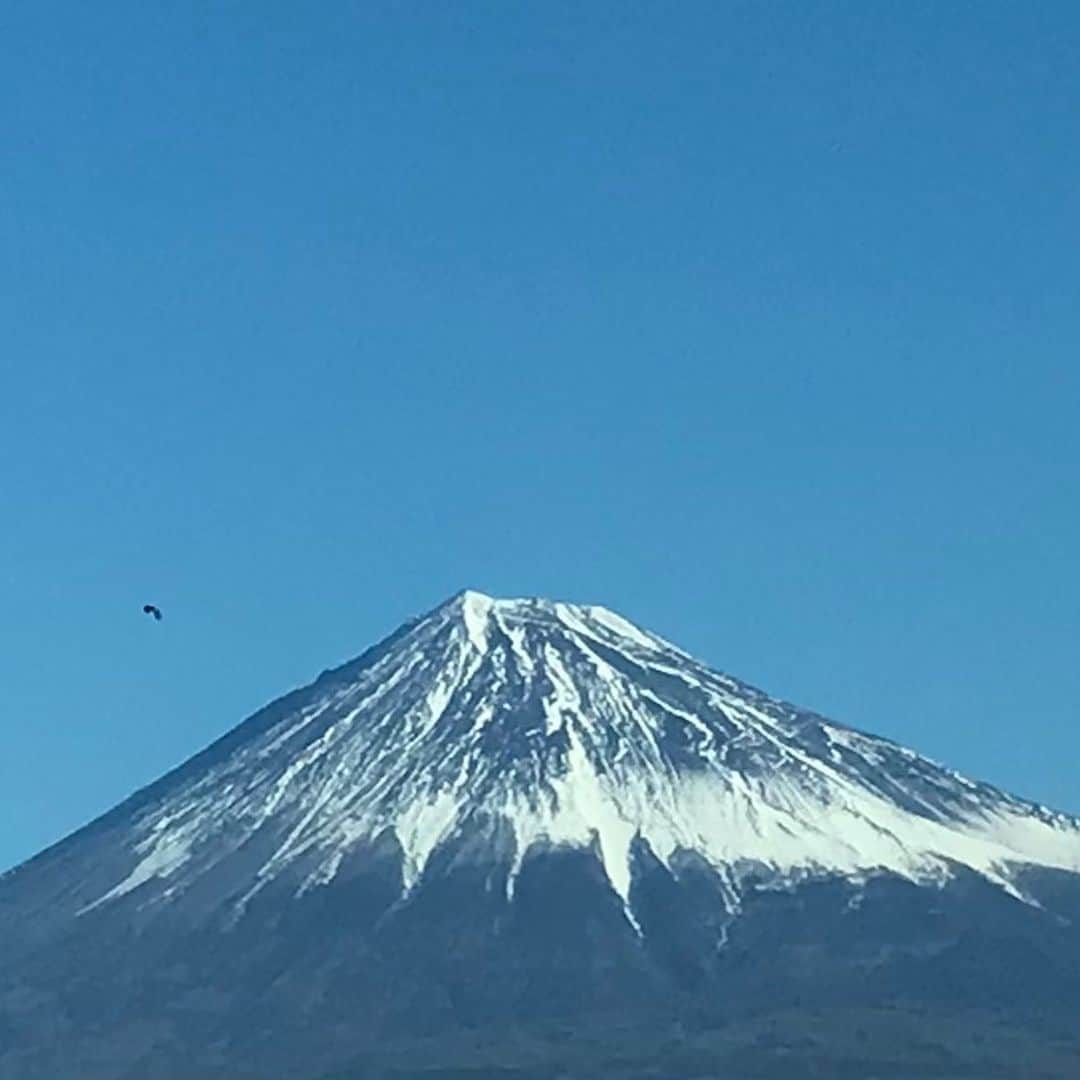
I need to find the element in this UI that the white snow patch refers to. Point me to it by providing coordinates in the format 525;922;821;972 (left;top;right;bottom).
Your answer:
460;591;493;654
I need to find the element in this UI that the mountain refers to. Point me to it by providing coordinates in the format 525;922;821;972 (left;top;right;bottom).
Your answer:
3;591;1080;1079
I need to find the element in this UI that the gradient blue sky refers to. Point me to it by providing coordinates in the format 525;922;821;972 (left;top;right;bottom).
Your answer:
2;2;1079;871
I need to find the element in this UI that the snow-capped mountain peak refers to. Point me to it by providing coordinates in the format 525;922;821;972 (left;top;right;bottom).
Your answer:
30;591;1080;922
8;592;1080;1080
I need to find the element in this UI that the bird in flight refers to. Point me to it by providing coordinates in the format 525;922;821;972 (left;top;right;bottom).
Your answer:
143;604;163;621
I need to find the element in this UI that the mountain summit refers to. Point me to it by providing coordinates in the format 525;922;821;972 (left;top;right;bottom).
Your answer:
4;592;1080;1079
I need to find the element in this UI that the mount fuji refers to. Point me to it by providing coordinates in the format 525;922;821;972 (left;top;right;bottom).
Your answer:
3;592;1080;1079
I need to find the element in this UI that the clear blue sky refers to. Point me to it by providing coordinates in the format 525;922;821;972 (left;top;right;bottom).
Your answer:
2;2;1078;872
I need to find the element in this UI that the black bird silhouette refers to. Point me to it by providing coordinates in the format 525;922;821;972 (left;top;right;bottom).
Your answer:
143;604;162;621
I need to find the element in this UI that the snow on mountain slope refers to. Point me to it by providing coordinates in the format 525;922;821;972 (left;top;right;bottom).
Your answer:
62;591;1080;919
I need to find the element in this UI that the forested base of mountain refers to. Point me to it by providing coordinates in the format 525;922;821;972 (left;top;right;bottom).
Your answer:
317;1007;1080;1080
5;863;1080;1080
